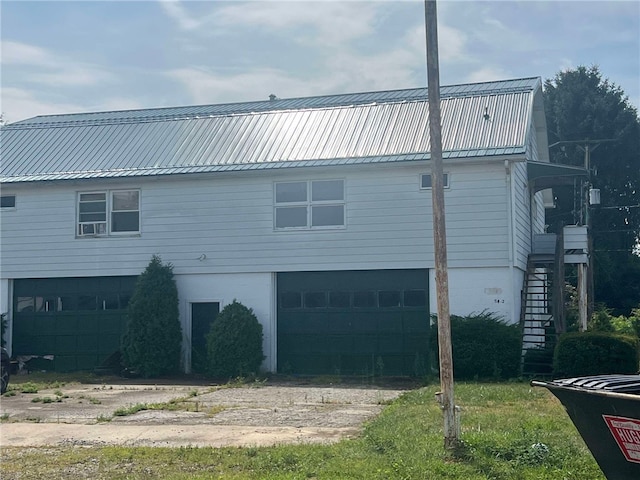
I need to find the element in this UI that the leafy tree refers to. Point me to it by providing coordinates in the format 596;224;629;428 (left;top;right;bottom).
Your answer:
544;66;640;314
122;255;181;377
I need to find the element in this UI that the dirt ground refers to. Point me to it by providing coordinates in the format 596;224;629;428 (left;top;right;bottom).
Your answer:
0;378;408;448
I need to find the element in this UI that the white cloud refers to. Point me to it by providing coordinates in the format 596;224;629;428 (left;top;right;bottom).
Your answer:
1;40;115;88
215;1;379;46
1;41;57;67
159;1;383;47
166;67;327;104
0;87;85;123
158;0;201;30
1;87;148;124
466;66;511;84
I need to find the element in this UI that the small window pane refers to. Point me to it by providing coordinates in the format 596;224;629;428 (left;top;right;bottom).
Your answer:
312;180;343;201
312;205;344;227
353;291;377;308
120;294;131;309
276;206;307;228
78;295;97;310
329;291;351;308
34;297;47;312
404;290;427;307
80;193;106;202
101;295;120;310
80;212;107;223
112;211;139;232
379;291;401;308
276;182;307;203
112;191;139;211
1;195;16;208
280;292;302;309
58;296;76;311
16;296;34;313
304;291;327;309
421;173;449;189
79;202;107;214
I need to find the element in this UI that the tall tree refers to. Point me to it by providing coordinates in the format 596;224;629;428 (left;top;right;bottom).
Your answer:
543;66;640;315
122;255;182;377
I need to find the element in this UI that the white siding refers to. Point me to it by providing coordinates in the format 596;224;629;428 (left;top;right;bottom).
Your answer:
511;161;532;270
0;160;512;279
175;273;274;372
430;266;522;324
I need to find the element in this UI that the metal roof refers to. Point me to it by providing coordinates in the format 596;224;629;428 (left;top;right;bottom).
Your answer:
1;77;542;183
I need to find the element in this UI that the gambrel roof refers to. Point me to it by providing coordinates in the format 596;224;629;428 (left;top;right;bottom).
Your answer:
1;77;549;183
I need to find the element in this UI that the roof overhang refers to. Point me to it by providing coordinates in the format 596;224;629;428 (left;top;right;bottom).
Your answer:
527;161;588;192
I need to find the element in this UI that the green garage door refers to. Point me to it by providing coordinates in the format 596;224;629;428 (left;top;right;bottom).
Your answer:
277;269;430;376
13;277;137;372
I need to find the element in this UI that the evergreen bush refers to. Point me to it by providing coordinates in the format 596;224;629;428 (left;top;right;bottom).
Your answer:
122;255;181;377
553;331;639;377
206;300;264;378
431;311;521;380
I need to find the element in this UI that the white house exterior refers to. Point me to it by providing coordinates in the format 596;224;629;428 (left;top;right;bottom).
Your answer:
0;77;584;375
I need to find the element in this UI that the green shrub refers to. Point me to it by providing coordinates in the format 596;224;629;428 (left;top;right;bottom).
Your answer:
553;331;639;377
206;300;264;378
588;305;640;337
1;312;7;348
431;311;521;380
122;255;182;377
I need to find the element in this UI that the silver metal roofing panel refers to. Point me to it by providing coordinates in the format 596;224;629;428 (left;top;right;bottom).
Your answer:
1;78;540;183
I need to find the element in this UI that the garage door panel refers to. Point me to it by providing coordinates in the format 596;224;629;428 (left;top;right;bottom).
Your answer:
56;335;77;354
324;335;352;354
326;312;352;333
403;312;430;333
287;355;331;374
76;335;99;353
55;356;77;372
98;335;120;354
77;355;99;371
378;314;404;333
350;313;381;334
77;316;99;334
99;315;124;334
378;334;404;353
277;269;429;376
35;317;56;335
13;276;136;372
57;316;78;335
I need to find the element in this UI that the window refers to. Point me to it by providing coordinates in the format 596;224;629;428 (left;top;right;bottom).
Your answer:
304;291;327;309
280;292;302;309
379;291;401;308
275;180;344;229
1;195;16;208
420;173;449;189
404;290;427;307
77;190;139;236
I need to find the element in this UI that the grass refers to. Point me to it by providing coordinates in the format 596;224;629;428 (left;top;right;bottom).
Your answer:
0;381;604;479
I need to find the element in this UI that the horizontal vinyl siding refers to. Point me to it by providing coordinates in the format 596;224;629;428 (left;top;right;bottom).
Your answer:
512;161;532;269
1;162;511;278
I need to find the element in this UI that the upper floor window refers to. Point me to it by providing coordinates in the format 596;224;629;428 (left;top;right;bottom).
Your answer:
275;180;345;229
77;190;139;237
420;173;449;189
1;195;16;209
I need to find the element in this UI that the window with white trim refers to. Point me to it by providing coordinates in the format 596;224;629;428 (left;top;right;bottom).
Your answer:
1;195;16;209
275;180;345;229
77;190;139;236
420;173;449;189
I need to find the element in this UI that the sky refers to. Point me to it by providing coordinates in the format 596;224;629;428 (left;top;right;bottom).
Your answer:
1;0;639;124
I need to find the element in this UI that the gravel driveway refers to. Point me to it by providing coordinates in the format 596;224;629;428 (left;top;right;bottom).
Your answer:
0;379;408;447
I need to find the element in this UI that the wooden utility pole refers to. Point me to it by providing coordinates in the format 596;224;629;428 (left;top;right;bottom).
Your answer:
424;0;459;449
